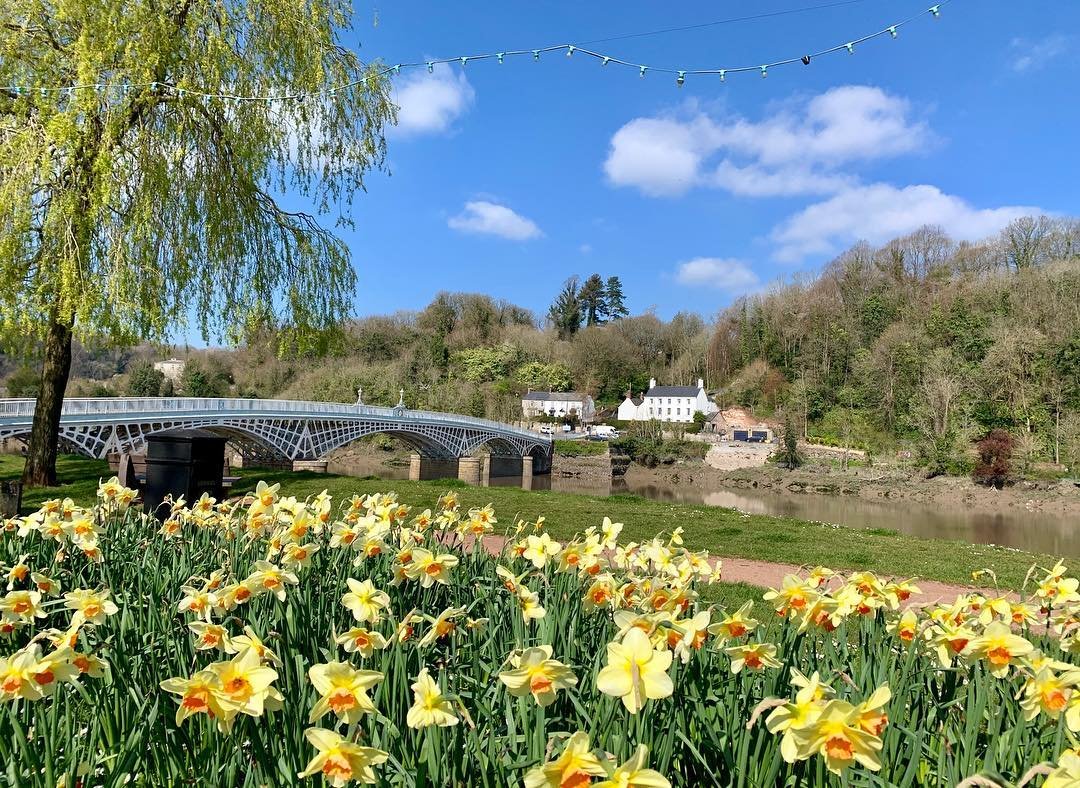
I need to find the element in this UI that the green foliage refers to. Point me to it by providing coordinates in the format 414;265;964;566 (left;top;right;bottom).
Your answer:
548;277;582;340
515;361;572;392
610;435;708;467
452;343;522;384
468;386;486;418
0;0;395;351
179;359;231;398
553;439;607;457
775;416;803;470
125;361;165;397
579;273;608;327
605;276;629;320
4;366;39;398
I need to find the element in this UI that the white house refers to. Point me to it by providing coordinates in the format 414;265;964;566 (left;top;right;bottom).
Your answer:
153;358;186;384
522;391;596;423
618;378;717;423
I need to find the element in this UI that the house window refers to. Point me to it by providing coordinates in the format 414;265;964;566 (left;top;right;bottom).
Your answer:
676;408;681;415
667;408;671;415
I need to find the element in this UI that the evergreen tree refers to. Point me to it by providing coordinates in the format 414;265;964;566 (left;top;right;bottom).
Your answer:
605;276;629;320
579;274;608;326
127;361;165;397
548;277;582;340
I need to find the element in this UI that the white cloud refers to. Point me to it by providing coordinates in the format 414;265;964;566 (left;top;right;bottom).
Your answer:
604;86;931;198
448;201;543;241
391;64;475;136
772;183;1042;262
1010;35;1069;73
675;257;759;291
579;243;593;255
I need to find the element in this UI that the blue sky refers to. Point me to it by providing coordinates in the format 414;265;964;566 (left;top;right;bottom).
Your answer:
305;0;1079;323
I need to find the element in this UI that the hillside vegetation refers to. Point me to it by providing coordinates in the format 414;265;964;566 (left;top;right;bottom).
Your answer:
3;217;1078;476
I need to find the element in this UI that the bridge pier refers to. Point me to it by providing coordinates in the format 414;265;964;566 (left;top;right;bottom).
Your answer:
456;456;482;485
292;459;328;474
487;456;524;479
408;454;461;482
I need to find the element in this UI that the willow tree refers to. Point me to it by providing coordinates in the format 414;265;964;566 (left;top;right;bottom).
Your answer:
1;0;395;485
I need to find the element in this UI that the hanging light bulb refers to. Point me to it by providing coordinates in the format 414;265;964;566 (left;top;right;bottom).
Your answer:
392;64;401;75
888;26;898;39
567;45;575;57
427;61;434;73
801;55;811;65
719;69;726;82
676;71;686;87
496;52;504;64
460;56;469;67
845;42;855;54
639;65;647;78
760;65;768;78
602;56;611;66
929;5;940;17
533;50;540;61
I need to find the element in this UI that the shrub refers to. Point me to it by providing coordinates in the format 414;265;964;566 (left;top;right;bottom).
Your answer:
973;428;1015;488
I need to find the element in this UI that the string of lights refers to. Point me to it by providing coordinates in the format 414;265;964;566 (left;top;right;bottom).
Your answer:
3;1;951;101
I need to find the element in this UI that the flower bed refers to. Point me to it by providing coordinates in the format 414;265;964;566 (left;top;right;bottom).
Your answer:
1;480;1078;786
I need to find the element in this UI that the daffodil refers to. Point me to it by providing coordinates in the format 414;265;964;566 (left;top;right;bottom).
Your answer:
308;661;383;724
966;622;1034;678
1044;751;1080;788
523;532;562;568
0;589;45;624
1020;667;1074;721
406;668;458;728
418;607;466;647
160;670;235;727
189;621;232;652
498;646;577;707
886;609;920;644
298;727;389;786
208;648;280;719
793;699;883;774
708;601;759;642
767;671;833;763
64;588;119;626
523;731;607;788
597;627;674;714
335;627;389;659
341;579;391;623
228;625;283;666
595;744;671;788
726;642;782;674
406;548;459;588
517;587;547;624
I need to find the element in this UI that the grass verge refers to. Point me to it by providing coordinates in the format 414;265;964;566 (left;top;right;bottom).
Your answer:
0;454;1057;590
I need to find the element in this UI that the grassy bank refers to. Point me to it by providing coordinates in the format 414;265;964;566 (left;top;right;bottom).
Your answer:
0;454;1058;590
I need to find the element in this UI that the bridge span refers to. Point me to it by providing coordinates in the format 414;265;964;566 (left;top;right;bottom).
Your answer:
0;398;553;482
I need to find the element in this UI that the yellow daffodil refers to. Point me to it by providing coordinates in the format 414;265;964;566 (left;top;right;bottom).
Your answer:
1020;667;1074;721
597;628;674;714
767;671;834;763
518;587;547;624
523;532;562;569
708;601;759;643
406;668;458;728
297;727;389;786
886;609;920;644
189;621;232;652
0;589;45;624
967;622;1034;678
64;588;119;626
160;670;235;727
341;578;391;623
418;607;466;647
308;661;383;724
1044;751;1080;788
208;648;280;719
407;548;459;588
726;642;782;674
523;731;607;788
595;743;671;788
498;646;577;707
793;699;883;774
335;627;389;659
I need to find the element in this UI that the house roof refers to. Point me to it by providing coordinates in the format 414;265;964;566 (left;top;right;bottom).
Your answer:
645;385;700;397
622;396;643;406
523;391;590;402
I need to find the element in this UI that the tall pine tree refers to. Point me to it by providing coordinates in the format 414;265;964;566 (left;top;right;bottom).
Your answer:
579;274;608;326
548;277;582;339
605;276;629;320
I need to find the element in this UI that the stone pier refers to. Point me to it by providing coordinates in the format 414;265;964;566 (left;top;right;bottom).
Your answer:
292;459;328;473
408;454;461;482
457;456;482;485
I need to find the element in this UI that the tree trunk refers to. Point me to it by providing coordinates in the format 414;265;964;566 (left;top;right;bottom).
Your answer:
22;320;73;487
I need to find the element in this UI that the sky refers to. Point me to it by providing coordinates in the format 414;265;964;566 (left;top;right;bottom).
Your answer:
287;0;1080;324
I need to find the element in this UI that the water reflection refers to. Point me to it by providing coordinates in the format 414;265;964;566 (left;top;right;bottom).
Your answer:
327;457;1078;556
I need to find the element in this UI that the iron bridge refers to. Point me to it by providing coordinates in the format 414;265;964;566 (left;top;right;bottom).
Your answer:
0;398;553;470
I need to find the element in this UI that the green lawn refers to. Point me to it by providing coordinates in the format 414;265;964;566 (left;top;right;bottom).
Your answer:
0;454;1059;591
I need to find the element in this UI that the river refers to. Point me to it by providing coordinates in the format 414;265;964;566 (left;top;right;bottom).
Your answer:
329;457;1079;557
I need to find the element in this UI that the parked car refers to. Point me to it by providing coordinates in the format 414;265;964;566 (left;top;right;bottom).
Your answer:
538;425;554;435
562;424;572;433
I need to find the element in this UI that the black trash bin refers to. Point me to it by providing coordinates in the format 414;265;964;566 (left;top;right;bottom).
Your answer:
143;429;226;519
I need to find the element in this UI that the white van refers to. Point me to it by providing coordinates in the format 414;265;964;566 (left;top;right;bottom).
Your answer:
592;425;619;439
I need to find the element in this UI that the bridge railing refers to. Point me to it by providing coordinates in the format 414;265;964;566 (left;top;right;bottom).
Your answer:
0;398;549;445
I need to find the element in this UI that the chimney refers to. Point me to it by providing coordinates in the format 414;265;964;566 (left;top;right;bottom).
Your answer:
649;377;657;390
697;378;704;390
